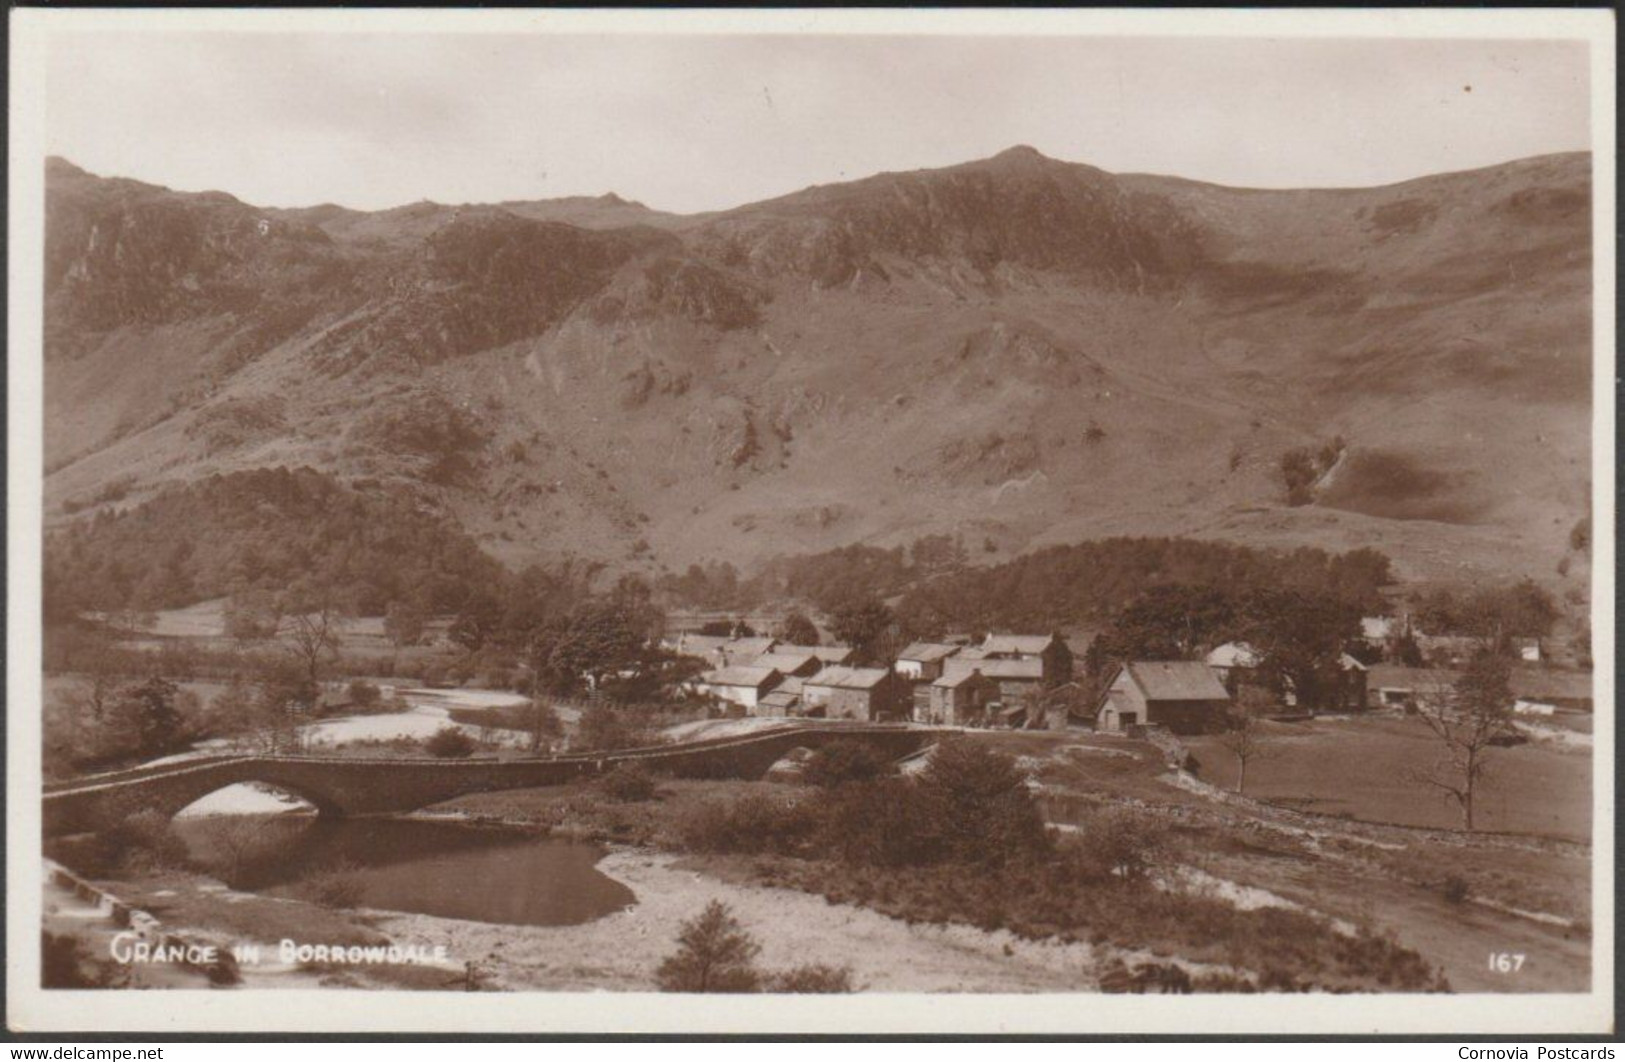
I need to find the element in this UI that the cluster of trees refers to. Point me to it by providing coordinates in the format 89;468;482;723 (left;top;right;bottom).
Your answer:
664;537;1393;642
44;673;202;775
1411;579;1560;649
660;535;972;614
1083;583;1361;710
43;467;505;621
899;538;1392;635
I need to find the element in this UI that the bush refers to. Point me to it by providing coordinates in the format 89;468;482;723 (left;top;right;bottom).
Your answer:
296;861;368;908
575;705;660;752
347;680;382;708
802;740;892;788
42;932;122;988
678;794;817;855
424;726;476;759
108;809;191;872
812;778;949;867
655;901;762;992
1064;808;1172;883
1441;874;1470;905
914;738;1051;866
767;963;856;993
597;762;658;803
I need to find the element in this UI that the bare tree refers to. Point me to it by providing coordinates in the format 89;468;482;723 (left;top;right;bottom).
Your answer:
282;599;345;687
1215;699;1274;795
1407;653;1516;831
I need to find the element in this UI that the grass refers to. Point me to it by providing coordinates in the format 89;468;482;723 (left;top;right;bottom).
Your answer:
1183;714;1592;841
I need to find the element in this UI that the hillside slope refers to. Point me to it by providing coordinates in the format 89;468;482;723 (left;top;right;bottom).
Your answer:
41;148;1593;594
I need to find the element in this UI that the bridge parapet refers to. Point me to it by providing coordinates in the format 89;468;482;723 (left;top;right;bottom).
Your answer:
43;723;949;837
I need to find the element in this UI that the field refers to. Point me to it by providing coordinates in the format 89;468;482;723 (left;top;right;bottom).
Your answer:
1183;714;1592;842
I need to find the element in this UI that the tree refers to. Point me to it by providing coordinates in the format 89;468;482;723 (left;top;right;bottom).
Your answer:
240;659;318;753
829;597;904;667
1235;587;1359;712
1215;698;1274;794
383;599;427;648
1409;653;1516;830
914;738;1050;866
224;592;281;645
775;611;820;646
655;901;762;992
1085;584;1237;682
522;698;563;753
531;597;659;698
282;599;344;687
124;675;184;756
802;740;892;788
425;726;476;759
449;599;499;655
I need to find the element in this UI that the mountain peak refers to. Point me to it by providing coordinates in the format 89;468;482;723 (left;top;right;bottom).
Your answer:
989;144;1051;165
46;156;88;179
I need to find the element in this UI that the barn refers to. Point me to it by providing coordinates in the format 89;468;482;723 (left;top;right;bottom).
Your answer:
1095;661;1231;735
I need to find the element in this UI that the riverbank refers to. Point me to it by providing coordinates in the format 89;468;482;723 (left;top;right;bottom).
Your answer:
375;847;1109;992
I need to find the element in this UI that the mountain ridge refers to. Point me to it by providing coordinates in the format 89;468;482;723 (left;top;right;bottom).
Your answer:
41;147;1593;598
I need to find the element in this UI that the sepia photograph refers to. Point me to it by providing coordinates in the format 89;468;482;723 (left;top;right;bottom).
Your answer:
6;7;1615;1036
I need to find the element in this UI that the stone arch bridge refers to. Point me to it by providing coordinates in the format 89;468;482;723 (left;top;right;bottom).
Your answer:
44;723;946;837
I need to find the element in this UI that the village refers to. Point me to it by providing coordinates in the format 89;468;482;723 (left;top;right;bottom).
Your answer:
670;615;1594;736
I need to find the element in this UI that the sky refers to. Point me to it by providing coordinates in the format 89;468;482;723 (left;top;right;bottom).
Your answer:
44;32;1592;215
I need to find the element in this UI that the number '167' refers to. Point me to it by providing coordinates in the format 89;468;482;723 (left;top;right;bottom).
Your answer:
1489;952;1526;973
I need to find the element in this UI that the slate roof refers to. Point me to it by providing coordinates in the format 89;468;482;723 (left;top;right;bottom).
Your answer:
1509;668;1593;701
1124;661;1230;702
943;656;1043;681
981;634;1060;656
1206;642;1262;669
804;666;891;690
1366;665;1459;691
898;642;962;664
932;668;992;689
725;637;778;658
702;666;782;689
758;678;804;710
775;643;855;663
670;633;732;657
750;652;819;674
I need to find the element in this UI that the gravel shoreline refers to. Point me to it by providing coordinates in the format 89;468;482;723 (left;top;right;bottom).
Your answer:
372;847;1107;993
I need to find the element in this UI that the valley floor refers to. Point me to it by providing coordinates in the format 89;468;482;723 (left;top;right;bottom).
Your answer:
42;720;1592;995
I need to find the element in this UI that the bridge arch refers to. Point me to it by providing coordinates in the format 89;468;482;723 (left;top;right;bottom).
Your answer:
170;779;335;820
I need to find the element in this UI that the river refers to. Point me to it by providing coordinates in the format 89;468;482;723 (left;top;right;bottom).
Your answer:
172;814;635;927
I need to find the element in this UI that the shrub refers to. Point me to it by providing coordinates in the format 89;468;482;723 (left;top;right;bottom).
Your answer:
1440;874;1470;905
914;739;1051;866
347;680;381;709
424;726;476;759
802;740;892;788
109;809;191;872
768;963;856;993
812;778;948;867
297;861;368;908
679;794;816;855
1064;808;1172;883
575;705;660;752
655;901;762;992
42;932;122;988
597;762;658;803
